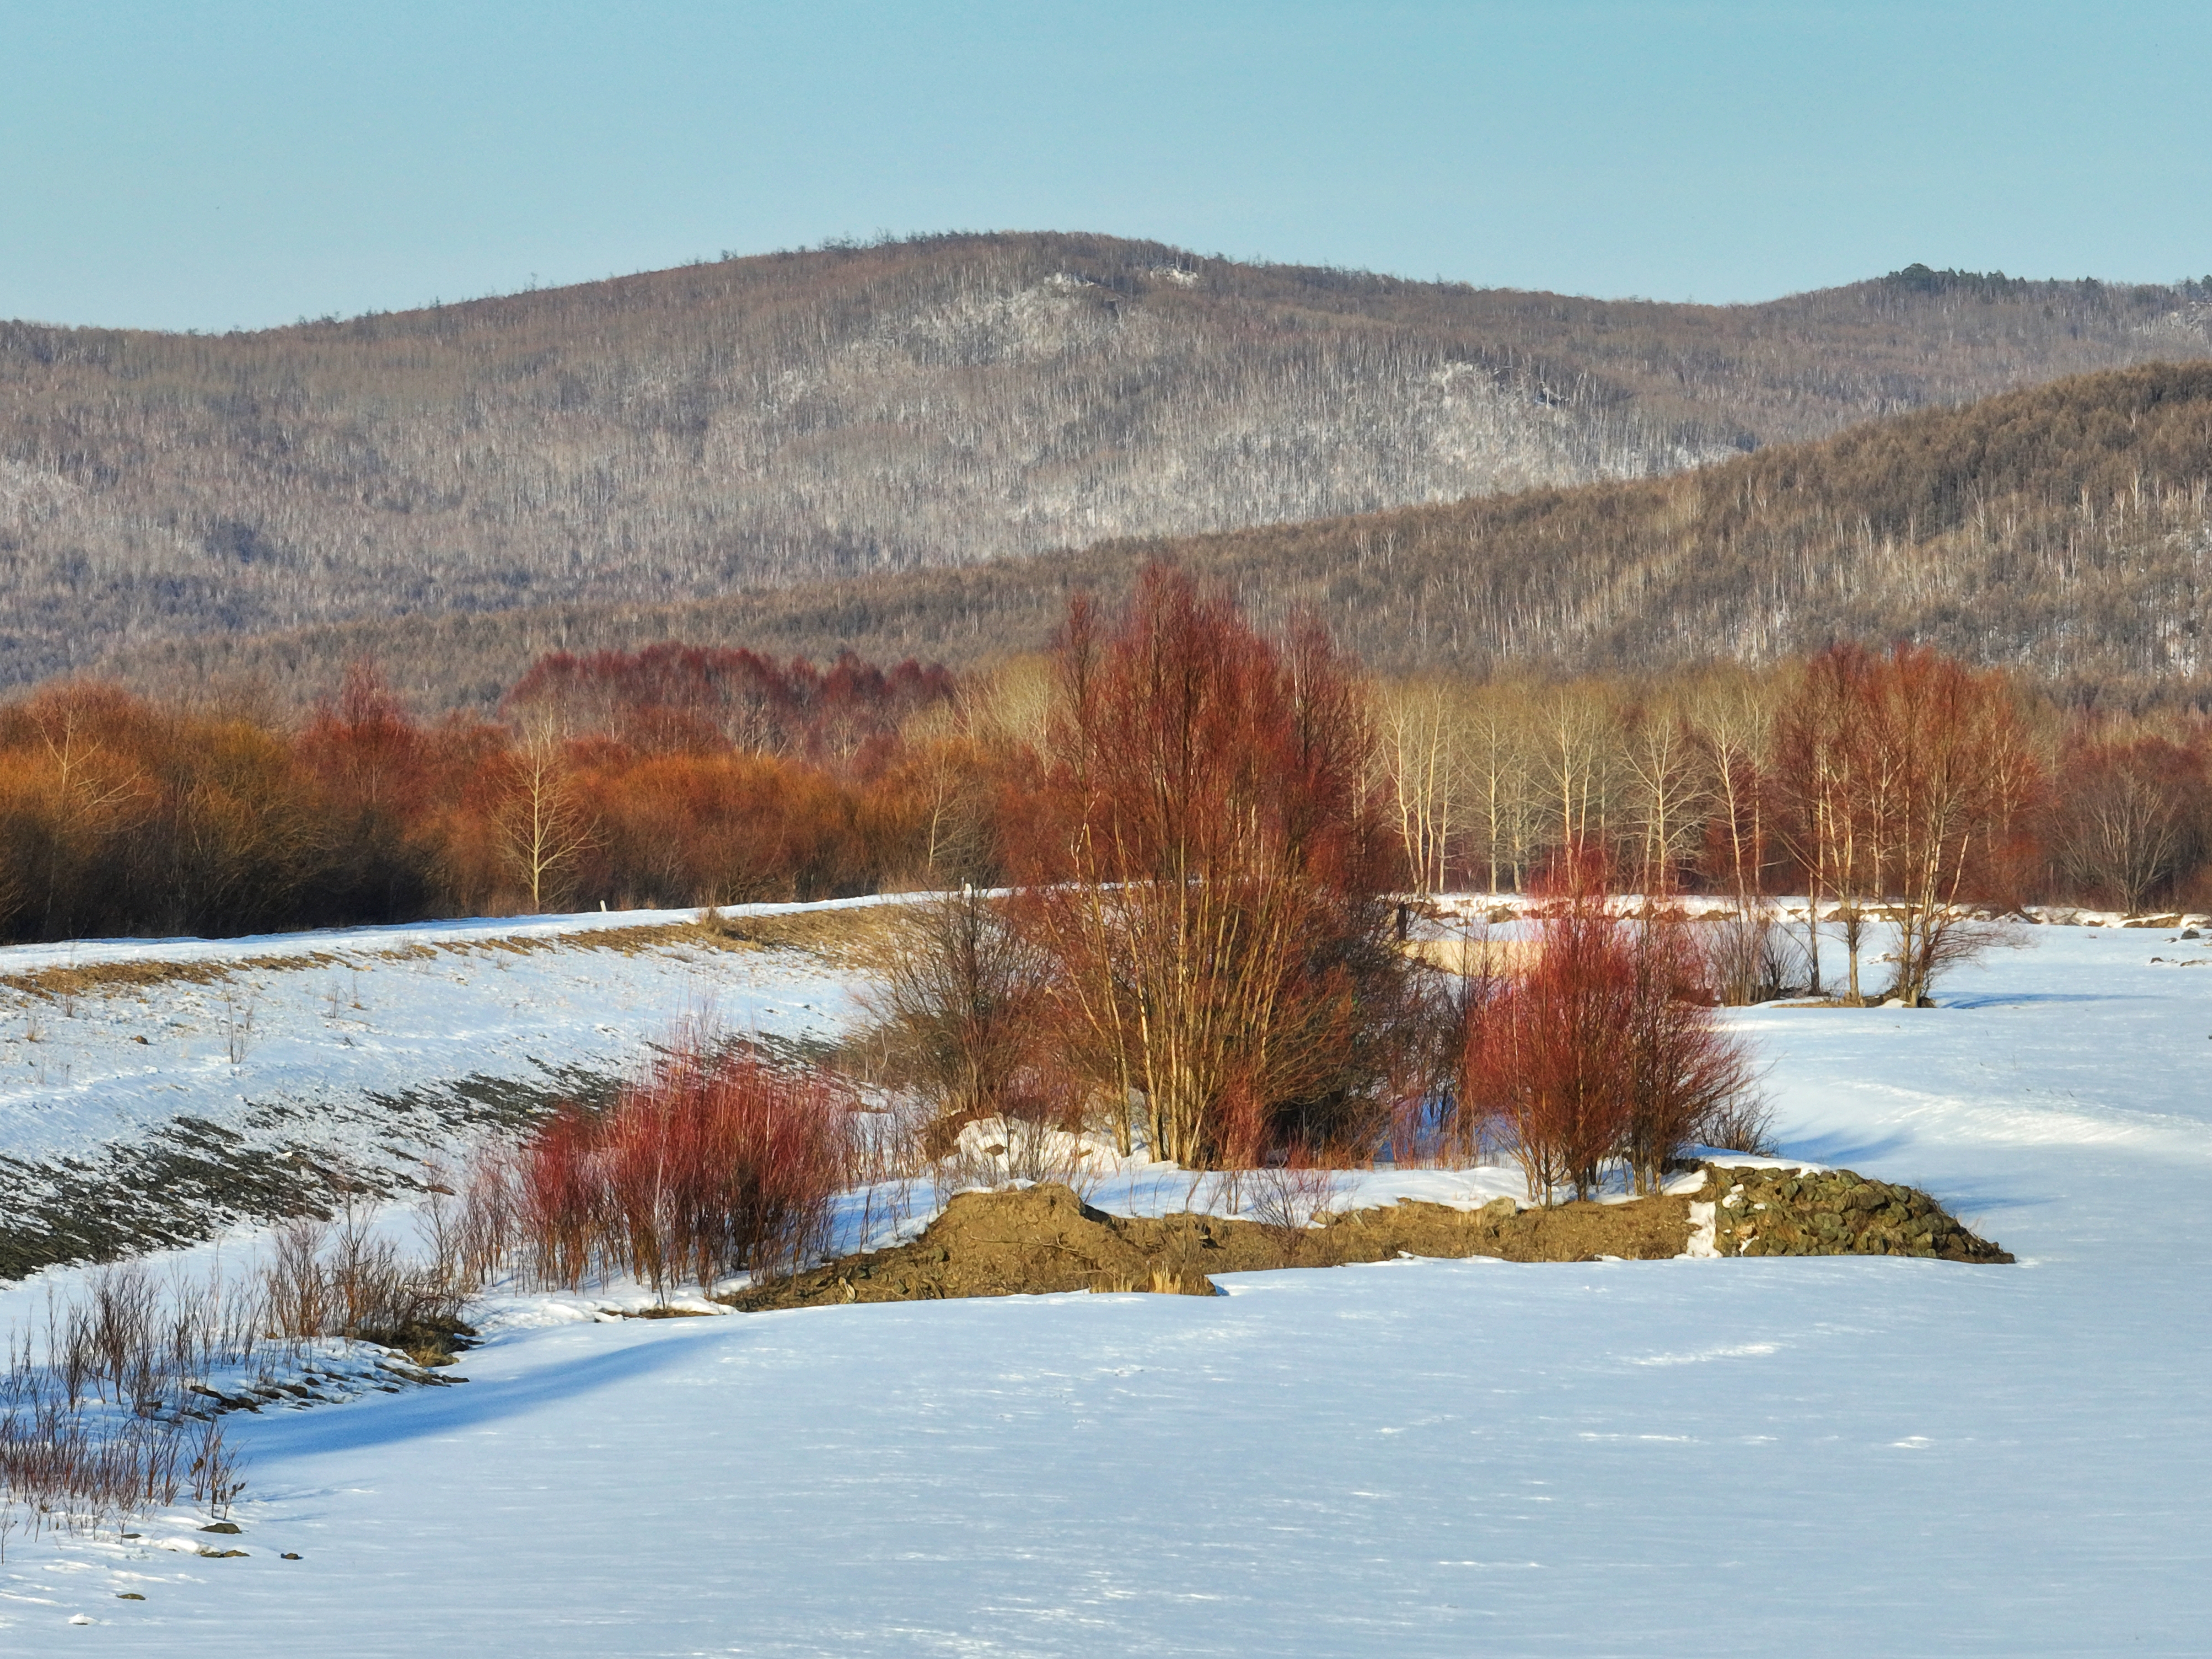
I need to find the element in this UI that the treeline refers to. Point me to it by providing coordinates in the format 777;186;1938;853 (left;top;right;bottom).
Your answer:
101;361;2212;716
9;231;2210;690
0;652;961;942
505;643;953;767
6;578;2211;946
1371;649;2211;925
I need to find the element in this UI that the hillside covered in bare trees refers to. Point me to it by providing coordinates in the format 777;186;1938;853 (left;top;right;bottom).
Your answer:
7;232;2211;689
112;361;2212;711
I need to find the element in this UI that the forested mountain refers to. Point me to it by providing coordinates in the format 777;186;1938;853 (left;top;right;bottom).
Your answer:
7;231;2210;688
108;361;2212;711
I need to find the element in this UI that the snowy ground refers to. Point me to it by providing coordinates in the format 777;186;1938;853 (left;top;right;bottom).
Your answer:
0;901;875;1261
4;915;2212;1652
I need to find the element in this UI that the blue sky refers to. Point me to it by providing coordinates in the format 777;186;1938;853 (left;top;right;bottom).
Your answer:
4;1;2208;331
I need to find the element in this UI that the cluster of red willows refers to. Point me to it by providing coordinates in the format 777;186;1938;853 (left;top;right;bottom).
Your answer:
1006;571;1406;1166
862;567;1418;1176
494;1038;855;1297
869;571;1767;1192
1452;852;1763;1202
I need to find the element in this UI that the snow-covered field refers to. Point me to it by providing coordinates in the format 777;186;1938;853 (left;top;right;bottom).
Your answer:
4;913;2211;1652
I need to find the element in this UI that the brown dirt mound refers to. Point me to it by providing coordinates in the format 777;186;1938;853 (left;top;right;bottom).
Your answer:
729;1165;2017;1312
1701;1164;2013;1262
724;1182;1696;1311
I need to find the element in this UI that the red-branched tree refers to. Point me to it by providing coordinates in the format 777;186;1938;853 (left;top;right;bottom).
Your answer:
295;660;440;923
1010;565;1407;1166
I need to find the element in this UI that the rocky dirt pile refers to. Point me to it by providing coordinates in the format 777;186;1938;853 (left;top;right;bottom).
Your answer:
1703;1165;2013;1262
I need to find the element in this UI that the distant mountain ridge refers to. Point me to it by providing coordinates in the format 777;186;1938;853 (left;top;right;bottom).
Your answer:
6;231;2211;690
106;361;2212;711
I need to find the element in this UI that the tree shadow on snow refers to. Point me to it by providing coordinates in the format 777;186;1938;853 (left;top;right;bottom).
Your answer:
240;1321;720;1462
1927;1178;2056;1220
1778;1129;1916;1168
1940;992;2126;1010
1782;1130;2054;1222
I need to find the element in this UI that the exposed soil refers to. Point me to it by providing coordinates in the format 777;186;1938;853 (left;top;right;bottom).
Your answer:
361;1314;478;1370
731;1164;2017;1313
726;1182;1697;1311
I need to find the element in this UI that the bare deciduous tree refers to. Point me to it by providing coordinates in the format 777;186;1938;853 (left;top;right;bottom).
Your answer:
2051;733;2203;913
863;887;1056;1147
493;721;599;911
1375;677;1463;895
1619;694;1712;896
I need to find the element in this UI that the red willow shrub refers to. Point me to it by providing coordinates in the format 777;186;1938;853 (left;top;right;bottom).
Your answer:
519;1108;605;1292
1462;847;1756;1201
1619;914;1756;1193
517;1038;854;1296
1008;566;1410;1167
1462;849;1635;1202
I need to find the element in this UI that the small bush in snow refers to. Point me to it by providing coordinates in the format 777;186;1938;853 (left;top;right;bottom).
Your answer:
516;1035;854;1296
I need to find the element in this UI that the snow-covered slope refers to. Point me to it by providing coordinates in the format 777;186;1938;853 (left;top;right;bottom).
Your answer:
0;900;882;1156
4;921;2212;1652
0;901;873;1263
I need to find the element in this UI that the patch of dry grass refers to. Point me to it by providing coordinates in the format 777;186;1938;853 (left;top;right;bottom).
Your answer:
0;904;900;1005
687;905;903;967
3;960;231;1000
2;951;359;1002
